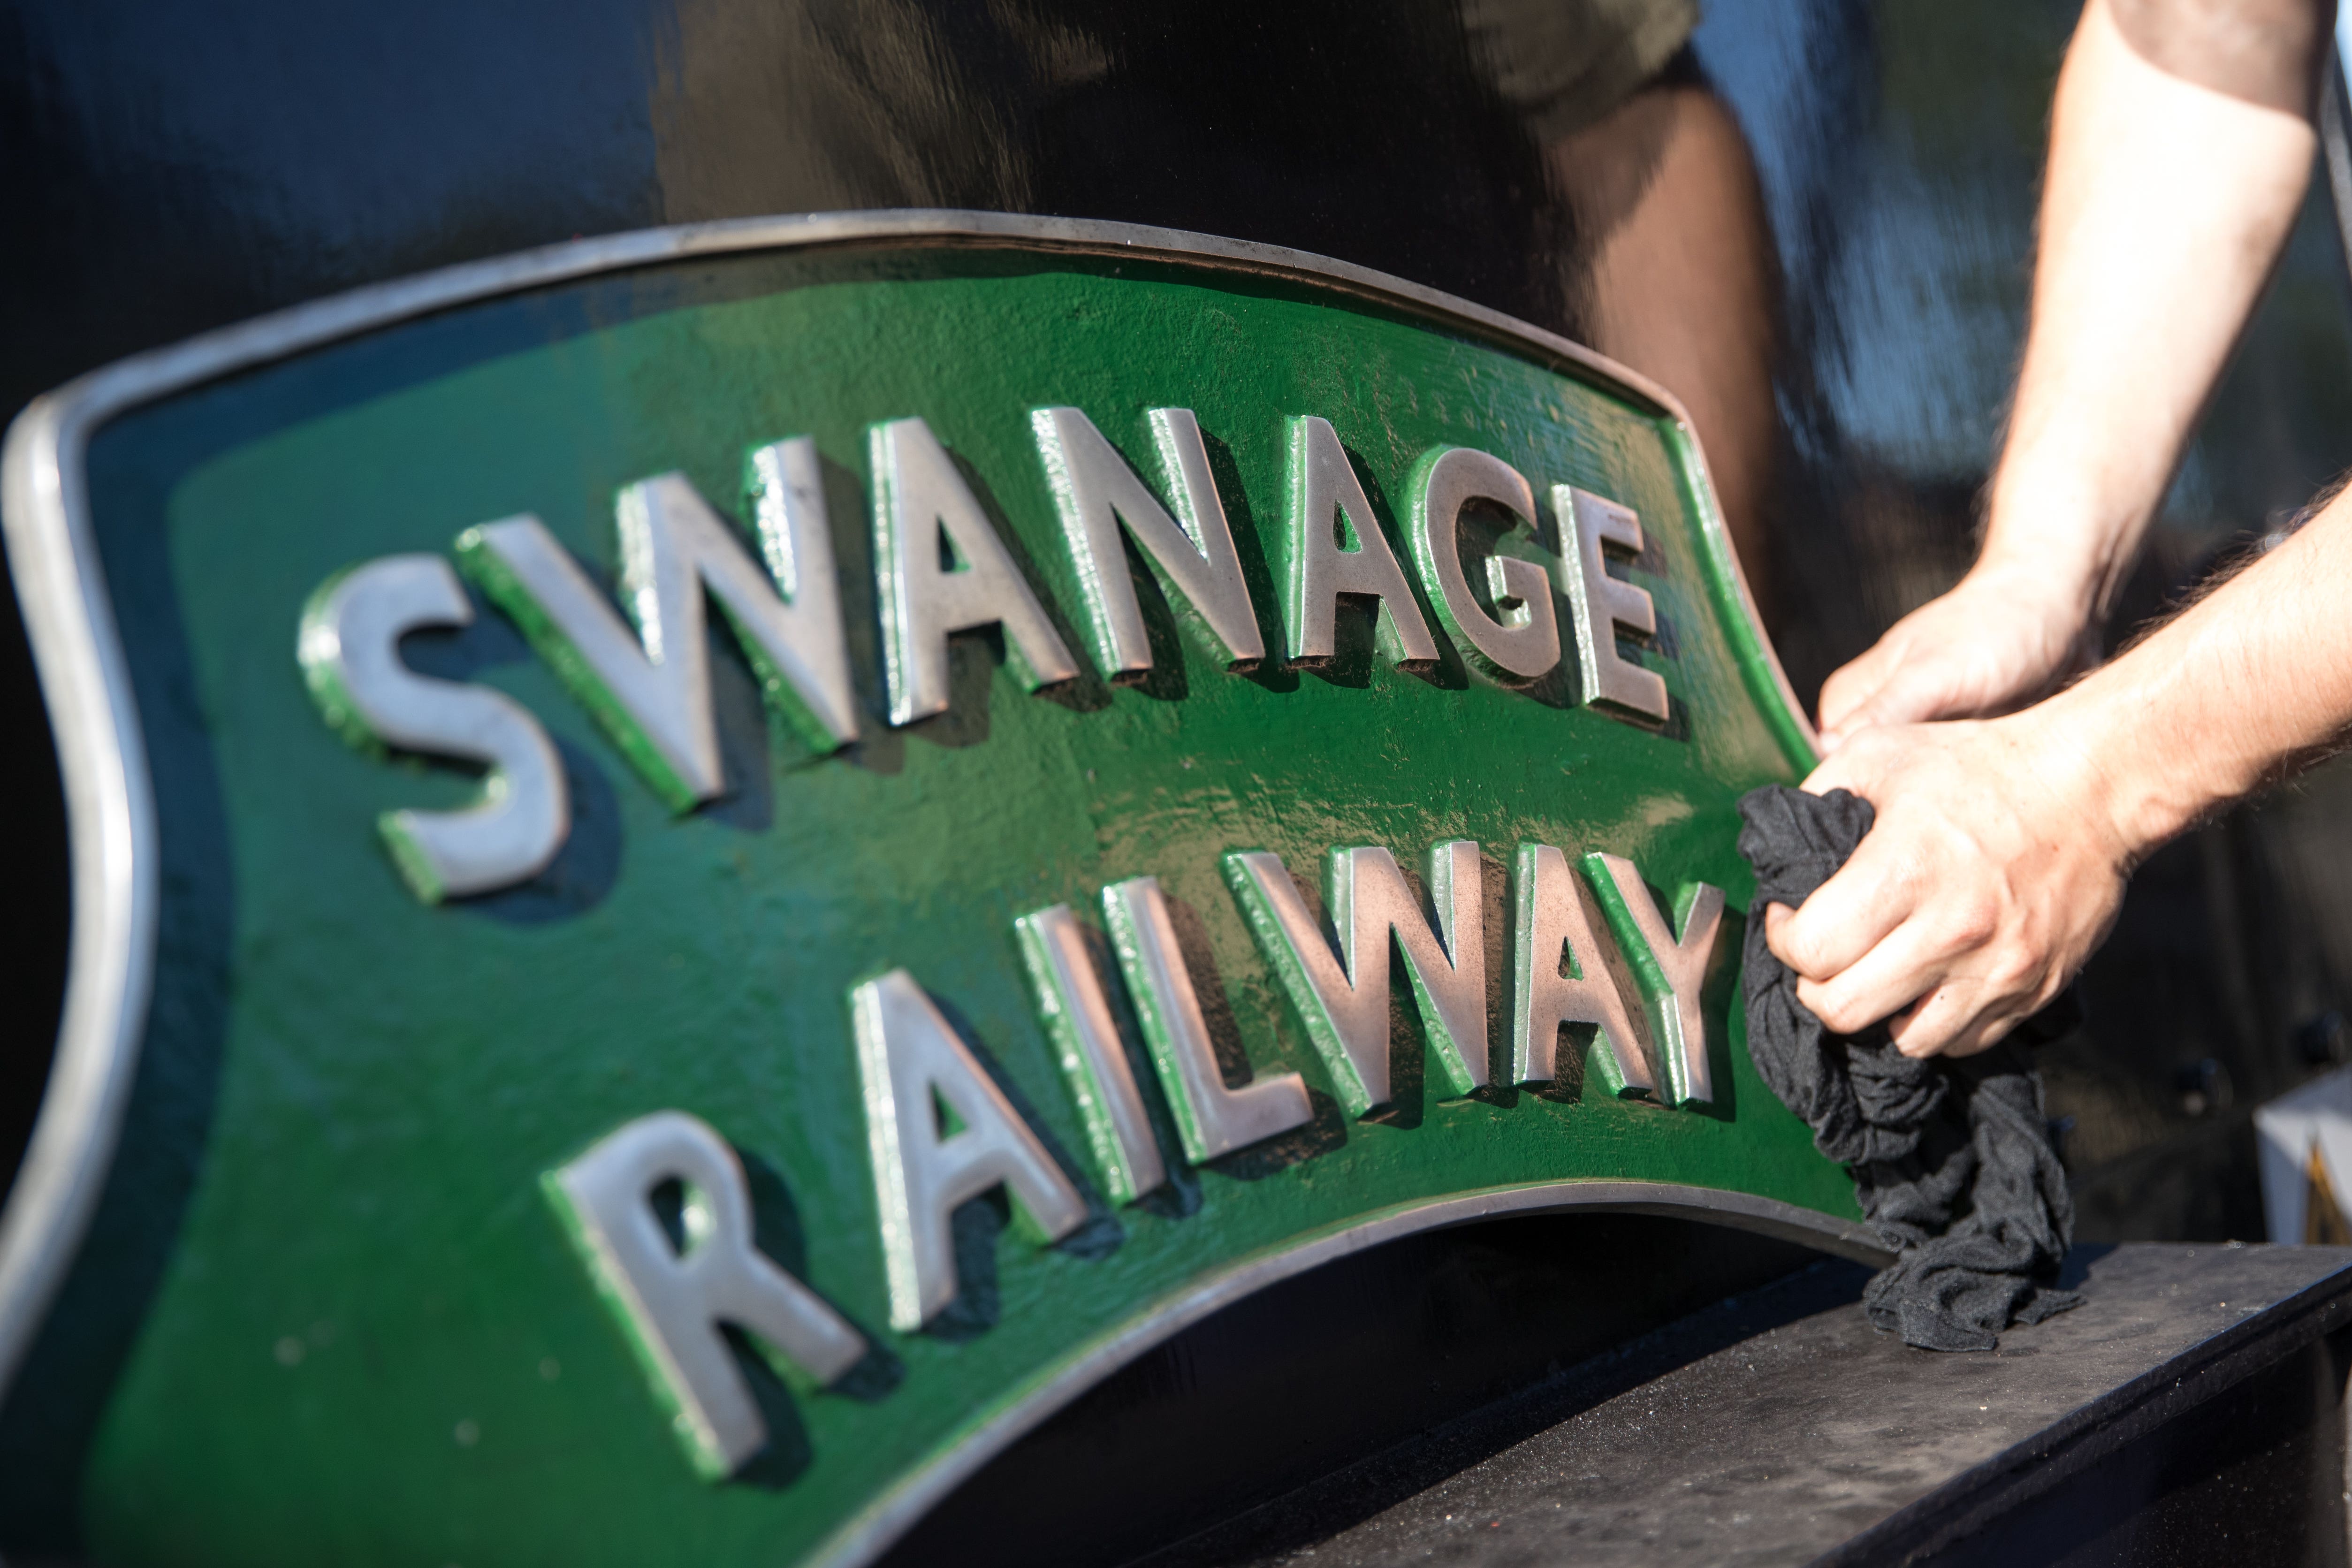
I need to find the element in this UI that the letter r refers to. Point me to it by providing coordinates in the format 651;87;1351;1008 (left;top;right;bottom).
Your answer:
545;1111;865;1481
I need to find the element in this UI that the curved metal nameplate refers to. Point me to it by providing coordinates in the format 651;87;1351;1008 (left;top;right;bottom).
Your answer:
0;211;1837;1566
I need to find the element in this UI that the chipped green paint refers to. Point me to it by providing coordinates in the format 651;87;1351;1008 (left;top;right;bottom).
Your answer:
16;235;1850;1568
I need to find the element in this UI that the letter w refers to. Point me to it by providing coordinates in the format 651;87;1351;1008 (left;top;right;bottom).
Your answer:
1225;841;1488;1116
457;439;857;811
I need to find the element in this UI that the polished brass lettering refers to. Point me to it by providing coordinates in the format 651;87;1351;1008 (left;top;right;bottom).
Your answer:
1582;853;1723;1106
1510;844;1648;1096
851;969;1088;1331
1553;485;1669;722
1104;875;1313;1161
546;1111;865;1481
1015;903;1170;1203
1032;406;1264;676
1281;415;1440;670
1225;841;1487;1117
298;554;570;902
871;416;1078;724
454;441;857;812
1407;447;1561;681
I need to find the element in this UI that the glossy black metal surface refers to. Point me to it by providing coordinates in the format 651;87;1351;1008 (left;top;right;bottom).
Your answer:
7;0;2352;1274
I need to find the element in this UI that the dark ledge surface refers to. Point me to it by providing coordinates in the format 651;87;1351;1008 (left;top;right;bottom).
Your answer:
1152;1243;2352;1568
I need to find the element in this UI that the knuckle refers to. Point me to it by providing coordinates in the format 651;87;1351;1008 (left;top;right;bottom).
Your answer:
1942;896;2000;950
1775;908;1837;979
1791;936;1839;982
1813;990;1874;1035
1984;947;2040;996
1879;853;1927;903
1877;659;1944;703
1838;729;1895;770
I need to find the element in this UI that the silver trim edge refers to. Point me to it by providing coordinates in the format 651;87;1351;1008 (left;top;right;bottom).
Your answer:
0;387;160;1405
0;213;1835;1524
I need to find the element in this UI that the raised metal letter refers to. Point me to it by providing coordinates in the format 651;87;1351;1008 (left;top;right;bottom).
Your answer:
1581;853;1723;1107
742;437;861;746
1407;447;1561;680
1282;415;1439;668
456;444;856;811
545;1110;865;1482
871;415;1078;724
1553;485;1669;721
1032;406;1264;675
1511;844;1647;1096
1014;903;1169;1203
1225;842;1487;1117
850;969;1088;1331
1103;876;1312;1162
298;554;569;903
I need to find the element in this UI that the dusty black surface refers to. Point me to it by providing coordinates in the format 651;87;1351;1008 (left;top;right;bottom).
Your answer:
1145;1243;2352;1567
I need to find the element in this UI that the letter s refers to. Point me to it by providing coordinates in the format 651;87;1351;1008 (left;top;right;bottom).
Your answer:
299;554;569;903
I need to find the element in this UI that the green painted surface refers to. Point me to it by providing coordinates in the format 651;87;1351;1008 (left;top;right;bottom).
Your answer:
60;244;1849;1566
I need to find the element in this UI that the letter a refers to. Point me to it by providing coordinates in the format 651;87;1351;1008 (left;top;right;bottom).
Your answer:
851;969;1088;1331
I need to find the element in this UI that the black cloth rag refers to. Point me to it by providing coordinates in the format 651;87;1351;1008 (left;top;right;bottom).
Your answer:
1736;785;2082;1352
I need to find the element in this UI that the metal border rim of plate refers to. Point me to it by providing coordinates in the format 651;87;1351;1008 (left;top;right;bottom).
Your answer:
0;210;1833;1509
818;1181;1881;1568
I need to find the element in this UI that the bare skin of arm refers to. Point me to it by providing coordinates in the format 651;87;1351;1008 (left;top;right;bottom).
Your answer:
1769;487;2352;1057
1766;0;2335;1058
1813;0;2321;750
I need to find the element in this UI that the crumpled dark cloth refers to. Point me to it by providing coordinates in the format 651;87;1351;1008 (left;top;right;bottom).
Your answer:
1737;785;2082;1352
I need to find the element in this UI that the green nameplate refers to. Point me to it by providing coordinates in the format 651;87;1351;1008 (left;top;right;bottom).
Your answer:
0;213;1867;1568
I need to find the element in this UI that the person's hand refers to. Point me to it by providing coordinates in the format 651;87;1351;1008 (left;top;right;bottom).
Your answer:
1762;714;2132;1058
1816;565;2100;751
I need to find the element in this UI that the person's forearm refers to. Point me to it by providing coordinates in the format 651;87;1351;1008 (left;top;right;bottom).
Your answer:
1979;0;2317;624
2027;495;2352;862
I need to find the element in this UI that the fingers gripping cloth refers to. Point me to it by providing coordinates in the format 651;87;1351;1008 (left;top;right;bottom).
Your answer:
1736;785;2083;1352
